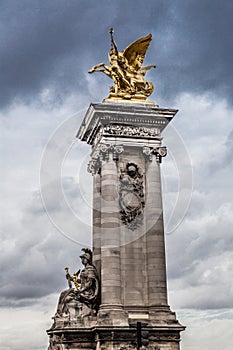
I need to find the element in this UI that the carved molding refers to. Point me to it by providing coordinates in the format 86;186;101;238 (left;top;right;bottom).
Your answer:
103;124;160;138
93;124;161;146
142;146;167;163
88;143;124;175
119;346;160;350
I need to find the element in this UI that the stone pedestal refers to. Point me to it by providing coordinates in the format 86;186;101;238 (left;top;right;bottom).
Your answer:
47;102;185;349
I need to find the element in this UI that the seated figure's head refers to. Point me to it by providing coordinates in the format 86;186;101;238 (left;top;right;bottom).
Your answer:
80;249;92;266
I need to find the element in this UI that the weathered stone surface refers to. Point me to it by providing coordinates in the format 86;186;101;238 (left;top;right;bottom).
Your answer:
47;325;183;350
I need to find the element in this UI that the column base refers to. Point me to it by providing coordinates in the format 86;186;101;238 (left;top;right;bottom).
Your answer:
47;324;185;350
98;304;129;326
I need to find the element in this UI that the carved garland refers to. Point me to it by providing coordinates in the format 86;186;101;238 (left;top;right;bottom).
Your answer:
119;162;145;230
102;124;160;137
93;124;161;146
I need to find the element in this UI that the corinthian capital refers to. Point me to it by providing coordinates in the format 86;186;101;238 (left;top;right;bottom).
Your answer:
87;143;124;175
143;146;167;163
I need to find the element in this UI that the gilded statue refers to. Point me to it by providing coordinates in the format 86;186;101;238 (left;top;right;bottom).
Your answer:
88;28;156;102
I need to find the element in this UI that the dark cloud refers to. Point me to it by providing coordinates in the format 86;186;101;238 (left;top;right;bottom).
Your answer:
0;0;114;107
224;129;233;166
1;0;233;108
156;1;233;103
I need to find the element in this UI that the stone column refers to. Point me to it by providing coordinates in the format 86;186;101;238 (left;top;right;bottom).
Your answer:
144;147;168;307
100;152;122;307
92;173;101;277
76;102;185;343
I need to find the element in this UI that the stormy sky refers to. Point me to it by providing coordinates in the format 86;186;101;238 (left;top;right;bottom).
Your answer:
0;1;233;349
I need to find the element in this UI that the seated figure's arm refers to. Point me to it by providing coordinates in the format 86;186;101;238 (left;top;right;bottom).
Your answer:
79;278;92;293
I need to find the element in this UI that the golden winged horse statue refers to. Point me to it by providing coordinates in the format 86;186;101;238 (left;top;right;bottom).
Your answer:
88;28;156;103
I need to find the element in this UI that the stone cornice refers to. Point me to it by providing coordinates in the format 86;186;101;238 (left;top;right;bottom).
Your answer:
77;102;178;145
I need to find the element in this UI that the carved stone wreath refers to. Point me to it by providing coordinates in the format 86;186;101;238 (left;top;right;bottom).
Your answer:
119;162;145;230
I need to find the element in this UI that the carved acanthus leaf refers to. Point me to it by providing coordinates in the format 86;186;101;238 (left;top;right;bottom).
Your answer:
143;146;167;162
88;143;124;175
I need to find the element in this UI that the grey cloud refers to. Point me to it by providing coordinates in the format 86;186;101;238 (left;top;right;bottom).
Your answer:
167;194;233;269
223;129;233;166
0;0;113;107
155;1;233;103
165;193;233;309
0;176;91;306
163;113;233;309
1;1;233;108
